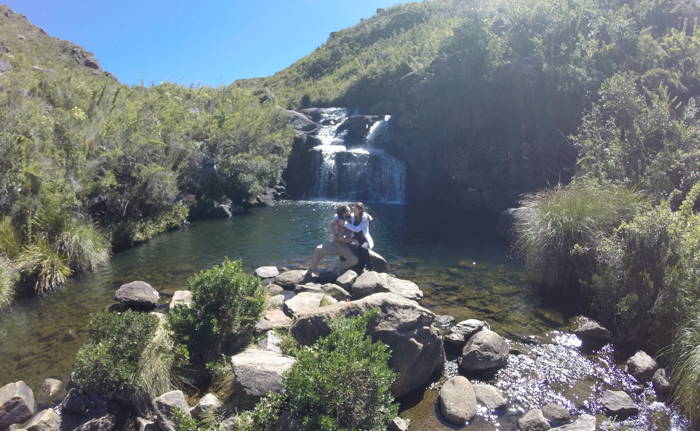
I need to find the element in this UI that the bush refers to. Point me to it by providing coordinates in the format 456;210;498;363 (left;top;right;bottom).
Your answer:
168;258;266;364
72;310;177;411
513;180;648;293
283;312;398;431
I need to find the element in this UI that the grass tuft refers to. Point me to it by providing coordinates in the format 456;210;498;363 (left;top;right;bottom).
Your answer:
671;313;700;424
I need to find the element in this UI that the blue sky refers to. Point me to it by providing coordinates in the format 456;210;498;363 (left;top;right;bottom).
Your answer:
4;0;404;86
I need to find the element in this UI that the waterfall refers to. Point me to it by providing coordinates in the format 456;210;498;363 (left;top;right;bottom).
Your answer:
307;109;406;203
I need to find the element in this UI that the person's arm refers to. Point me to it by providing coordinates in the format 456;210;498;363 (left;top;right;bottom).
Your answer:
343;216;369;233
331;221;354;243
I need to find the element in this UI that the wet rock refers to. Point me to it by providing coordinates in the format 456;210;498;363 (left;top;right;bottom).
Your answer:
388;416;411;431
542;403;570;426
230;348;296;407
0;381;37;429
351;271;423;301
550;414;596;430
115;281;159;309
626;350;657;383
336;270;358;289
265;284;285;296
37;379;64;407
9;408;59;431
459;329;509;372
652;368;671;399
283;292;337;318
255;266;279;279
518;409;550;431
444;319;486;348
320;283;351;301
169;290;192;309
191;393;222;419
291;292;444;397
75;414;116;431
439;376;477;425
154;390;189;431
572;316;611;341
60;388;87;415
275;270;309;289
254;309;292;334
473;383;507;410
601;390;638;419
257;330;283;353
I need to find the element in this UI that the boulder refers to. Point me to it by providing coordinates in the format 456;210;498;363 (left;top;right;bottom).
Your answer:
550;414;596;430
257;330;283;353
268;294;285;309
459;329;509;372
255;266;279;279
75;414;116;431
59;388;87;415
572;316;611;341
291;292;444;397
444;319;486;348
254;309;292;334
275;270;309;289
518;409;550;431
473;383;507;410
368;250;388;272
115;281;159;308
154;390;190;431
542;403;571;426
10;408;60;431
626;350;657;383
601;390;638;419
0;381;36;429
169;290;192;309
388;417;411;431
230;348;296;407
294;283;323;293
351;271;384;299
320;284;351;301
433;314;456;331
265;284;285;296
191;393;222;419
652;368;671;399
438;376;477;425
351;271;423;301
283;292;337;318
37;379;64;407
336;270;358;289
135;417;158;431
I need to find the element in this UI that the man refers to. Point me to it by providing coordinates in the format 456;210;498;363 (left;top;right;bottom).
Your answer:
307;205;359;275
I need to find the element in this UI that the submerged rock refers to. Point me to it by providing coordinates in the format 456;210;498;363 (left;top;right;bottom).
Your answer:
459;329;509;372
115;281;159;309
601;390;638;419
572;316;611;341
625;350;657;383
439;376;477;425
518;409;550;431
550;414;596;430
0;381;36;430
154;390;189;431
230;348;296;408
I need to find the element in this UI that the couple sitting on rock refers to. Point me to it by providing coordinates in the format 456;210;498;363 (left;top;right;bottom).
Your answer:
307;202;373;276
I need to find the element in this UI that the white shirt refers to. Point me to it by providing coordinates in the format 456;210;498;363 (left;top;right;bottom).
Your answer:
344;213;374;249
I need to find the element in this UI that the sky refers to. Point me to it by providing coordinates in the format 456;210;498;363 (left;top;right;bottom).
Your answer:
4;0;404;86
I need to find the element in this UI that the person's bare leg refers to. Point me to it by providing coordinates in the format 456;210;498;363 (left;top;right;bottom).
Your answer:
308;244;325;272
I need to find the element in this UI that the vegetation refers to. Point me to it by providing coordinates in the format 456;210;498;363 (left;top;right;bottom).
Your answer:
671;312;700;424
168;259;266;364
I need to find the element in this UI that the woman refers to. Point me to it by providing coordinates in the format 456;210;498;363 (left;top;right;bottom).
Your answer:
343;202;373;271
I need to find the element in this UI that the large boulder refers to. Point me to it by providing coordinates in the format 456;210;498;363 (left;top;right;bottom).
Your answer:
291;292;444;397
626;350;657;383
459;329;509;372
473;383;507;410
283;292;337;318
9;408;60;431
0;381;36;429
550;414;596;430
518;409;550;431
572;316;611;341
230;348;296;407
444;319;487;349
351;271;423;301
115;281;159;309
601;390;638;419
438;376;477;425
275;270;309;289
154;390;190;431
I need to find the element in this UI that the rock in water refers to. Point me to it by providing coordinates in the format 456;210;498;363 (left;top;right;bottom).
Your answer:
439;376;477;425
351;271;423;301
550;414;596;430
230;348;296;408
459;329;509;371
10;408;60;431
601;390;638;419
572;316;611;341
115;281;159;309
351;271;384;299
0;381;36;429
255;266;279;279
473;383;507;410
154;390;190;431
626;350;657;383
169;290;192;309
518;409;550;431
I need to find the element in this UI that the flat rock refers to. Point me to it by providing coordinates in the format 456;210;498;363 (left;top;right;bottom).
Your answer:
9;408;60;431
0;381;37;429
275;270;309;289
255;266;279;279
542;403;571;425
351;271;423;300
257;330;283;353
336;270;358;289
169;290;192;309
601;390;638;419
254;309;292;334
75;414;116;431
518;409;550;431
459;329;509;371
154;390;190;431
439;376;477;425
282;292;337;318
550;414;596;430
115;281;159;308
572;316;611;341
444;319;486;348
473;383;507;410
191;393;222;419
626;350;657;383
388;417;411;431
230;348;296;407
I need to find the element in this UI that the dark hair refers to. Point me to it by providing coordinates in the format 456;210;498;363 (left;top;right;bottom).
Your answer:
353;202;365;225
336;205;350;218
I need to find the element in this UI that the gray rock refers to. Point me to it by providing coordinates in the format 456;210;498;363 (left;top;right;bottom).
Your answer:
254;309;292;334
268;294;285;308
135;417;158;431
652;368;671;399
59;388;87;415
320;283;351;301
433;314;456;331
388;416;411;431
283;291;337;317
572;316;611;341
459;329;509;371
10;408;60;431
336;270;358;289
518;409;550;431
473;383;507;410
601;390;638;419
191;393;223;419
265;284;285;295
255;266;279;279
439;376;477;425
230;348;296;407
381;275;423;301
626;350;657;383
154;390;190;431
294;283;323;293
257;330;283;353
75;414;116;431
291;292;444;397
550;414;596;430
368;250;388;272
37;379;64;407
169;290;192;309
275;270;309;289
351;271;423;301
444;319;486;348
542;403;571;425
0;381;36;429
351;271;384;299
115;281;159;308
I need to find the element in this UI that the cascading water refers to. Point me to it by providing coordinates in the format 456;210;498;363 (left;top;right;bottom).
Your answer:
307;108;406;203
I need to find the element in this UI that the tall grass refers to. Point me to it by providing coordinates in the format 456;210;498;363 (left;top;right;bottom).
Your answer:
0;256;18;309
0;217;22;259
58;220;110;272
671;314;700;424
513;181;648;292
16;239;71;294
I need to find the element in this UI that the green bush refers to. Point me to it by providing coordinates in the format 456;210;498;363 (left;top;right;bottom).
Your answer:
72;310;177;411
168;258;266;364
283;312;398;431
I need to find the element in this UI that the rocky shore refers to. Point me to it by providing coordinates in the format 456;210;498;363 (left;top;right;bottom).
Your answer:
0;257;684;431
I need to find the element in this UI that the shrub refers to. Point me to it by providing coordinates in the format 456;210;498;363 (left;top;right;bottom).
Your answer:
0;256;18;310
168;258;266;364
16;239;71;294
513;180;648;293
58;219;110;272
671;313;700;425
283;312;398;431
72;310;177;411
